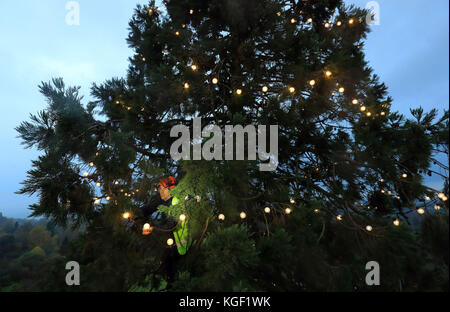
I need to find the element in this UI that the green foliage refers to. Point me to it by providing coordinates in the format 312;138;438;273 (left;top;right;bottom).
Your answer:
12;0;449;291
128;275;168;292
0;215;79;292
172;225;259;291
28;226;52;249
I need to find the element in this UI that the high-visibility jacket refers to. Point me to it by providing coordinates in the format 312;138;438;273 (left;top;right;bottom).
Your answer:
171;197;191;255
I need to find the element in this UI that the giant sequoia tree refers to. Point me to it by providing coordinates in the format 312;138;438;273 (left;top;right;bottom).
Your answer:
17;0;448;291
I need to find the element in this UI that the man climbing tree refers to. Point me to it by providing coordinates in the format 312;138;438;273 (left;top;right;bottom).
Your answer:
16;0;448;291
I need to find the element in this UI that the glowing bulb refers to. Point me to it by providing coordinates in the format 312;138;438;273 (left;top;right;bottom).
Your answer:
189;9;194;14
236;89;242;95
324;22;330;28
167;238;174;246
285;208;292;214
325;71;332;78
309;80;316;86
438;193;445;199
425;196;431;201
290;198;296;204
307;18;312;23
417;208;425;215
142;57;146;61
212;78;218;84
122;212;130;219
314;209;320;213
289;87;295;93
240;212;247;219
106;196;111;201
83;172;89;177
191;64;198;71
366;112;372;117
276;12;281;17
349;18;354;24
393;219;400;226
360;106;366;112
434;205;441;211
380;111;386;116
264;207;271;213
179;214;186;222
337;215;342;221
442;196;448;202
402;173;408;178
184;82;190;89
352;99;358;105
218;214;225;221
96;182;101;187
175;31;180;36
114;181;120;185
89;162;94;167
336;21;342;26
366;225;373;232
291;18;297;24
338;87;345;93
94;198;100;204
262;86;268;93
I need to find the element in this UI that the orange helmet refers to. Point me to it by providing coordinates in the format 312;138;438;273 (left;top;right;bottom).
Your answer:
158;176;176;190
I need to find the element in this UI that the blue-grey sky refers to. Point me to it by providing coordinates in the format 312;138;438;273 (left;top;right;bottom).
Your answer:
0;1;448;218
